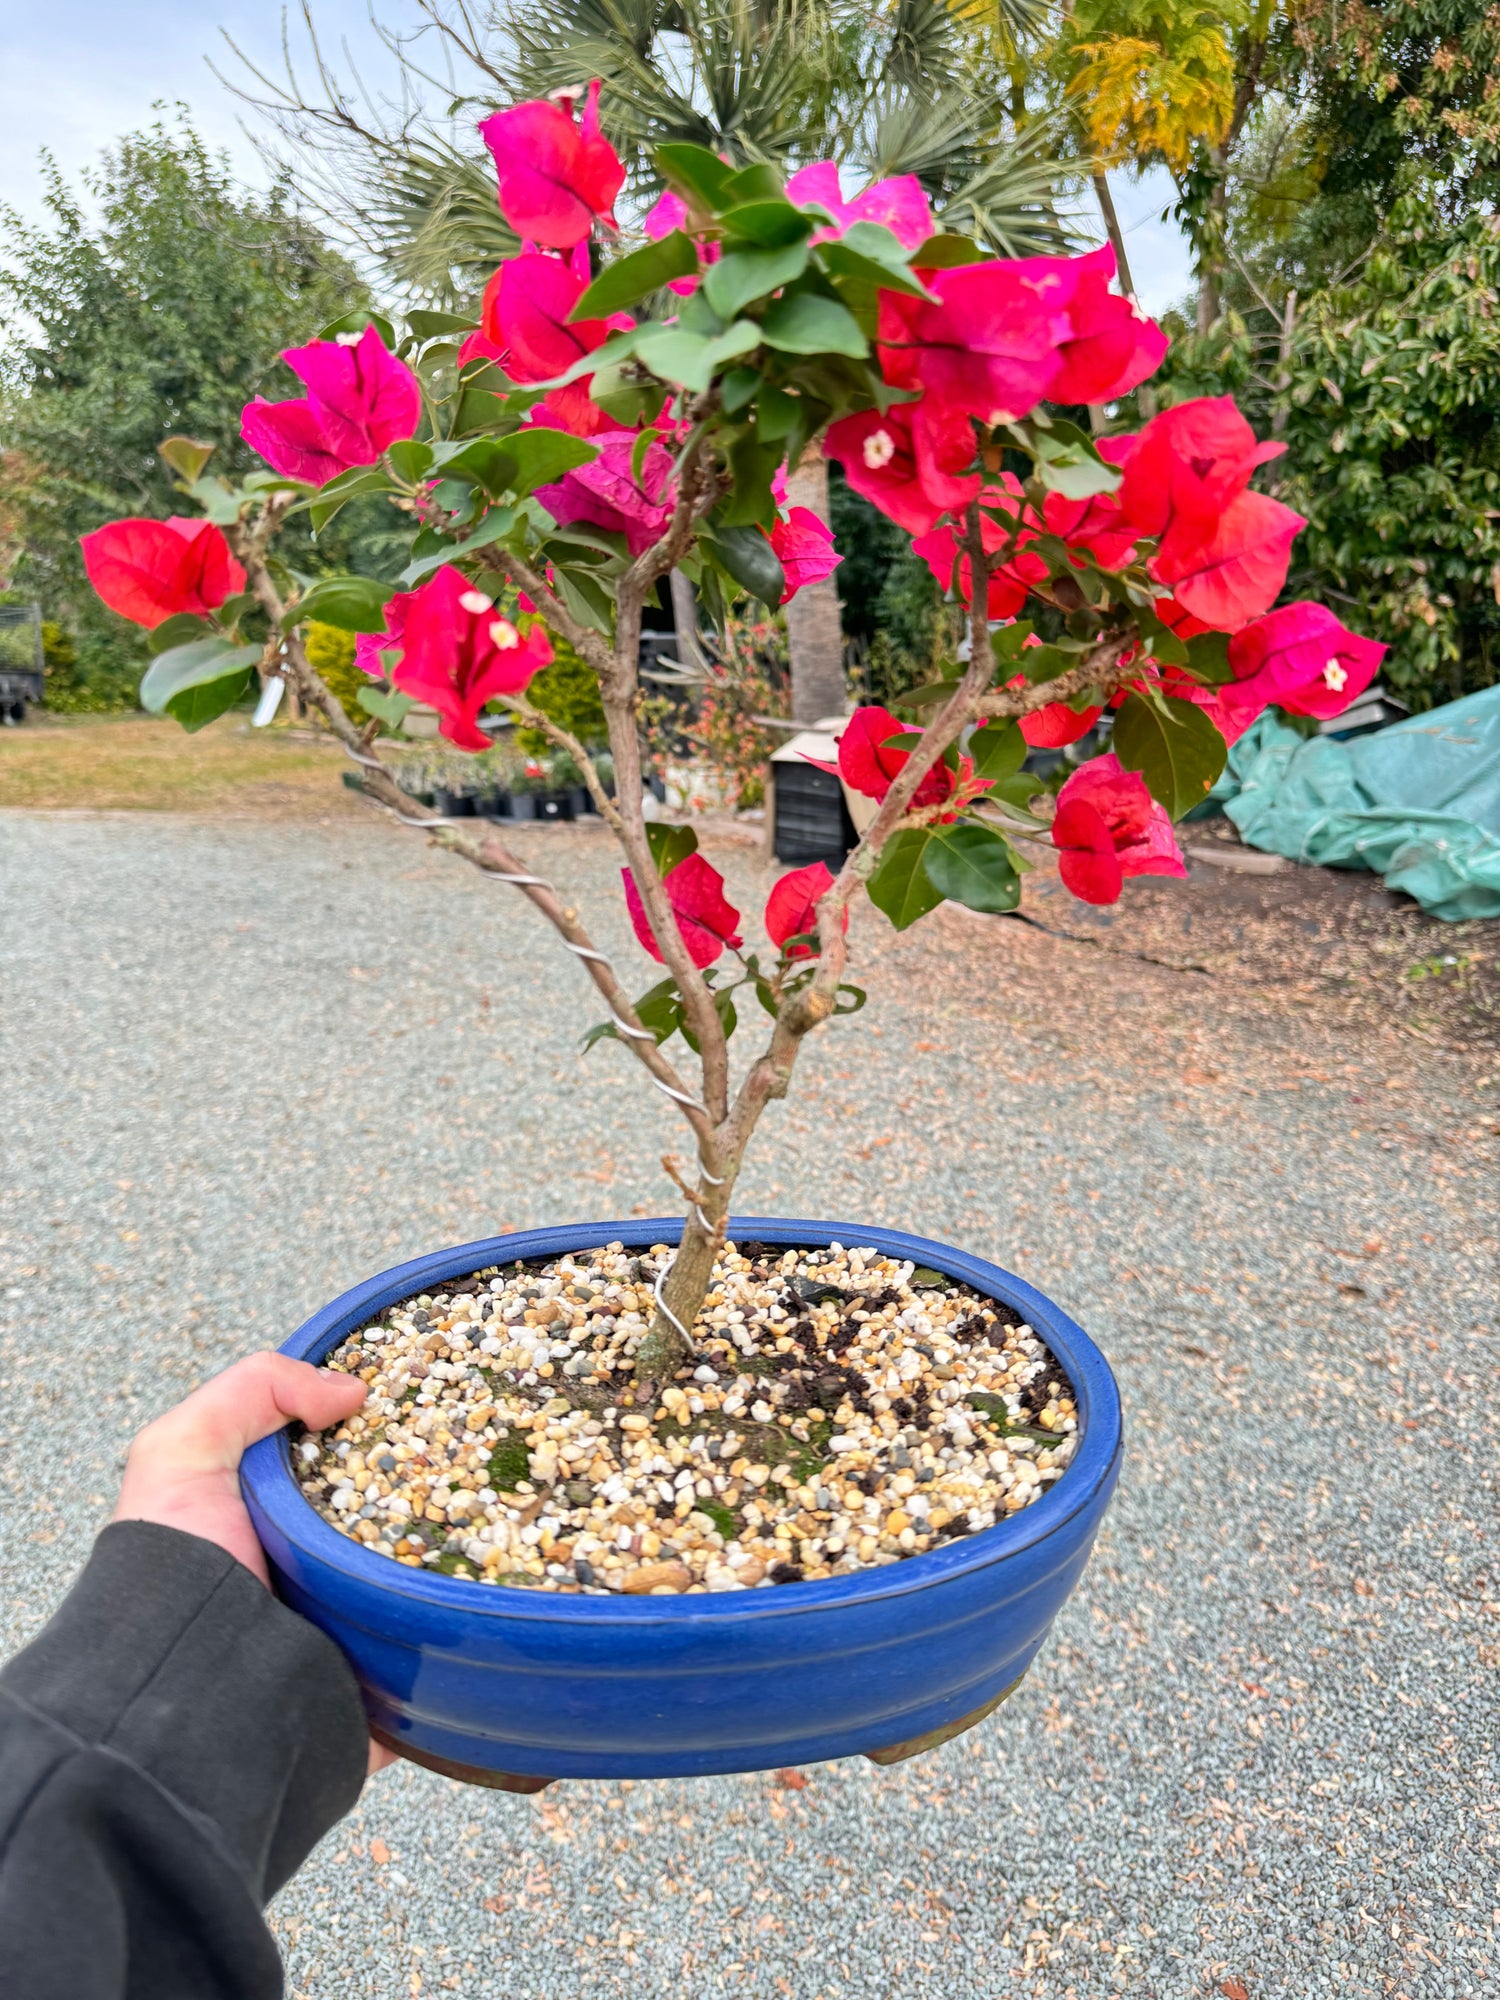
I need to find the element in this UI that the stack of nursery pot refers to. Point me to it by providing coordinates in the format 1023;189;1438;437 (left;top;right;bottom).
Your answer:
82;85;1388;1786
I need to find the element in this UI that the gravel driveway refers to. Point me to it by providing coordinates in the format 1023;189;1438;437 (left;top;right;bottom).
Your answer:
1;809;1494;2000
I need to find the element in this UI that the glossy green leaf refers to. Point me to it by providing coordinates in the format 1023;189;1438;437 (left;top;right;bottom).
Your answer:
316;309;396;348
968;719;1026;780
639;320;762;392
910;235;989;269
385;438;435;485
921;823;1021;913
356;687;414;728
866;828;945;930
507;429;598;494
407;308;478;341
139;637;262;716
1185;629;1234;685
573;232;699;319
184;476;244;527
719;164;787;208
894;678;960;711
703;239;809;320
1112;692;1228;818
398;507;517;586
158;436;216;482
760;293;868;358
292;575;393;634
165;665;255;733
719;433;783;529
817;239;931;301
146;612;213;656
654;143;737;213
306;464;395;533
703;522;784;606
720;367;762;414
645;823;699;874
552;565;614;632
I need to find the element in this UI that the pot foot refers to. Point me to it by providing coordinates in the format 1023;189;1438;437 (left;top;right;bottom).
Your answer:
371;1726;555;1792
865;1672;1027;1767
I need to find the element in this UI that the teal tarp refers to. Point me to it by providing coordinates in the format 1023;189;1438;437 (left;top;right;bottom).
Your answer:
1209;684;1500;921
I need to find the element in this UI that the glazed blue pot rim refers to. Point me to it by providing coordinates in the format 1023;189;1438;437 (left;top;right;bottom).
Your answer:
243;1215;1123;1623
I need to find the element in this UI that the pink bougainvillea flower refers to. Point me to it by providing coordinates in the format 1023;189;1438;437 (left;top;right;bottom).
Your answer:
764;860;846;959
1049;245;1169;405
1041;433;1138;570
534;429;674;555
383;565;552;752
353;590;410;678
1151;488;1307;631
458;250;632;436
784;161;934;249
622;852;743;969
824;401;978;536
478;80;625;249
1051;752;1187;905
1020;698;1103;748
878;257;1079;426
767;507;842;603
643;187;719;294
240;324;422;486
803;704;968;814
79;516;245;630
1152;593;1212;642
1222;601;1386;723
1117;396;1285;545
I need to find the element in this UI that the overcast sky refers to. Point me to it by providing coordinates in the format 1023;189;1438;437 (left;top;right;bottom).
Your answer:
1;0;1195;313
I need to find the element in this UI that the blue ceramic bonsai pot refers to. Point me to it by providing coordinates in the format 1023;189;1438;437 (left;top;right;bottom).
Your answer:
241;1217;1123;1787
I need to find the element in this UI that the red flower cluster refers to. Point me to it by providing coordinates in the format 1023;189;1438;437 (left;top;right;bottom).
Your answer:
79;517;245;629
1051;755;1187;905
479;80;624;250
806;704;986;819
458;246;632;437
374;566;553;751
240;325;422;486
623;854;743;970
764;861;845;959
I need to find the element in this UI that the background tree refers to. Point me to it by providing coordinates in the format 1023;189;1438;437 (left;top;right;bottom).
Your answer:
0;118;364;707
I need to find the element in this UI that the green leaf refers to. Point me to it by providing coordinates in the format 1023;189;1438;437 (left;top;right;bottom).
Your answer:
1185;629;1234;685
817;239;931;301
316;309;396;349
139;637;262;716
292;575;393;634
921;823;1020;914
634;320;760;392
760;293;868;358
452;386;516;436
398;507;518;586
968;719;1026;780
573;232;699;319
184;476;245;527
165;666;255;733
720;198;814;248
645;823;699;874
385;438;434;485
406;308;478;341
1112;693;1228;819
158;436;216;482
894;678;960;711
721;367;761;414
866;828;945;930
683;982;739;1053
505;429;598;495
552;565;614;632
307;464;395;533
655;143;738;213
910;235;988;269
1022;419;1123;501
703;239;809;320
719;164;786;208
146;612;213;656
357;687;414;729
719;433;783;529
703;522;784;606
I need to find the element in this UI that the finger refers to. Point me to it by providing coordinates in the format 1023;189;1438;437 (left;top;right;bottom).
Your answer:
135;1352;366;1476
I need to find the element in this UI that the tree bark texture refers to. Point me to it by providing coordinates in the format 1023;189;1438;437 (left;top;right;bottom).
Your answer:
783;453;847;724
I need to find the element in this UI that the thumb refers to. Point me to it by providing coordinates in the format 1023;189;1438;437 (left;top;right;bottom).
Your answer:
132;1351;366;1477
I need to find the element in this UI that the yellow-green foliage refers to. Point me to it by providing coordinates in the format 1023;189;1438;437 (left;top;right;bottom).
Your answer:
517;633;606;754
303;620;365;723
1064;0;1240;171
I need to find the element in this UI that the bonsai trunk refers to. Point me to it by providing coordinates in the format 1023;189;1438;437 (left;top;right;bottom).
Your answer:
783;452;846;724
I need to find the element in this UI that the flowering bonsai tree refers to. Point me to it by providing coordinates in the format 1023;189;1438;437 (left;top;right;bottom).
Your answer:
81;85;1386;1385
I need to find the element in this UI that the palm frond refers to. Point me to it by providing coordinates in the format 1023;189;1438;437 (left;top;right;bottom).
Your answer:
937;113;1078;257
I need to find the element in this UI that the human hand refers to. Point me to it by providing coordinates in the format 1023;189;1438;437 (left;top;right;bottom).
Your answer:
113;1351;396;1773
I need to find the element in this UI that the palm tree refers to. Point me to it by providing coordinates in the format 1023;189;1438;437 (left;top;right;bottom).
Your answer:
225;0;1077;719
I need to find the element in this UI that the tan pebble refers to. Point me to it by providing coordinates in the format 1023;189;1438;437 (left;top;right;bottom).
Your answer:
619;1415;650;1434
885;1509;911;1536
621;1560;693;1594
734;1556;767;1584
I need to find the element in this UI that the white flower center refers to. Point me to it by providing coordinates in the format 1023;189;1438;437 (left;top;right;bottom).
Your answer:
459;590;493;614
862;429;896;470
988;408;1017;426
1323;659;1348;691
489;619;520;650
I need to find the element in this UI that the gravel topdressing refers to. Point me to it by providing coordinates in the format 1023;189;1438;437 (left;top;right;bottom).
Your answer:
297;1239;1078;1593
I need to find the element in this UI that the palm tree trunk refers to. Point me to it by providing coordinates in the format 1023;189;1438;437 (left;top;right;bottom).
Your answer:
783;451;847;724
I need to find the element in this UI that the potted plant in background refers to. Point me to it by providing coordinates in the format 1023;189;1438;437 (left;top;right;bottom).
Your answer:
78;86;1386;1787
